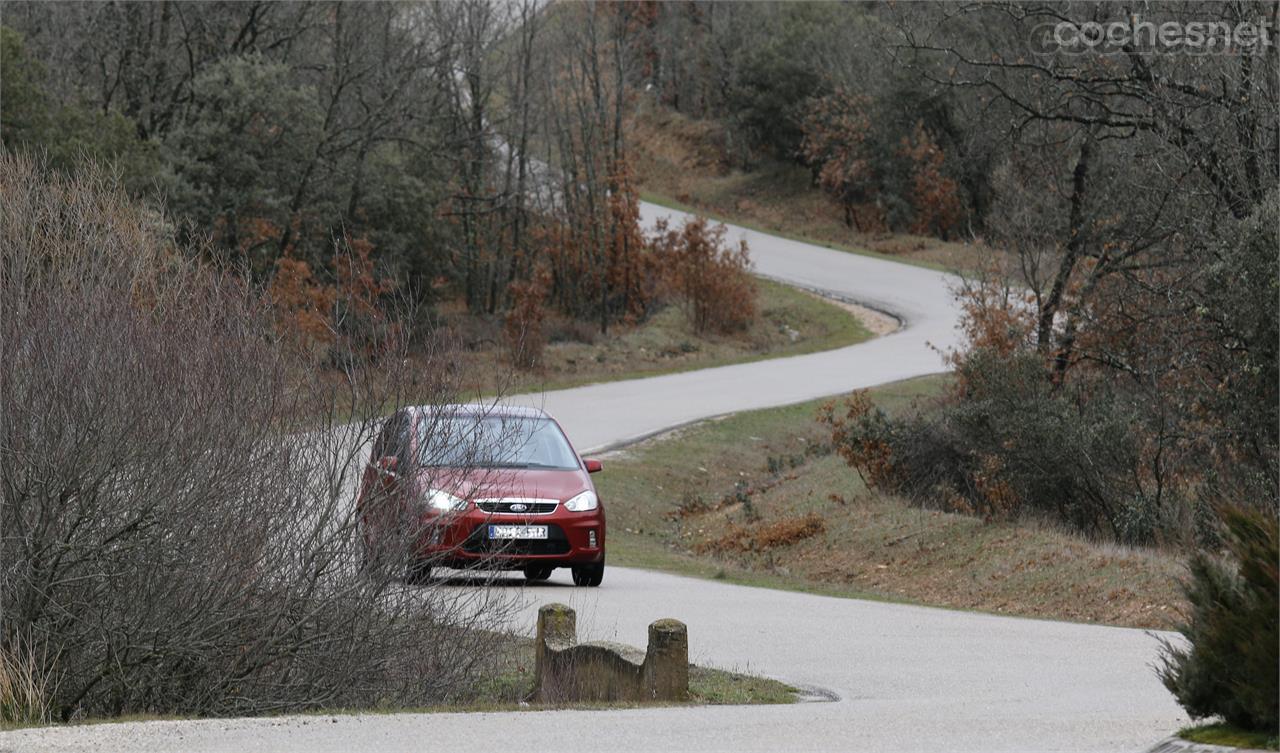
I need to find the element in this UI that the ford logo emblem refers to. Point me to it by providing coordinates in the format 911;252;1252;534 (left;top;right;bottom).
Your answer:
508;503;528;513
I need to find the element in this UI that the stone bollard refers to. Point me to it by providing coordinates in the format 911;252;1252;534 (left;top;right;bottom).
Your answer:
643;618;689;701
531;603;688;704
535;602;577;693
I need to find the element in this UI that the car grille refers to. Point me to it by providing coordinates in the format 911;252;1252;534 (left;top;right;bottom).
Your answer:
475;499;559;515
463;524;570;556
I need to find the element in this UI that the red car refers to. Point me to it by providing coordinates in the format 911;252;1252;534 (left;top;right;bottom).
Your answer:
357;404;606;586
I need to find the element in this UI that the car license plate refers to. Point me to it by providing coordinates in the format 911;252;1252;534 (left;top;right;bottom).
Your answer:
488;525;548;540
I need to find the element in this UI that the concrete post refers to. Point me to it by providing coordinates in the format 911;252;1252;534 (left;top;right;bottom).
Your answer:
643;618;689;701
535;603;576;694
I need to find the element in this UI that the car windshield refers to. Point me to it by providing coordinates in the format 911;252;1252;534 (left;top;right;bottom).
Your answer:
417;414;579;470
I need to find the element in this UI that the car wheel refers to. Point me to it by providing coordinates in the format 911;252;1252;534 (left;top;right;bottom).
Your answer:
571;561;604;587
523;565;553;582
360;539;390;580
404;560;433;585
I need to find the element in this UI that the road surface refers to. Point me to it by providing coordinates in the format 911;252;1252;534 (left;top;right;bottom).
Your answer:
0;203;1185;753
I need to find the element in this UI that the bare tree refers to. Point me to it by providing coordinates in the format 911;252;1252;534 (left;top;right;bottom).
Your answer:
0;154;519;721
885;0;1279;527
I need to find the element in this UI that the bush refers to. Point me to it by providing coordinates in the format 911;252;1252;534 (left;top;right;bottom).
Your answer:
650;217;756;335
0;154;516;721
696;513;825;554
1159;506;1279;735
799;87;969;238
545;317;599;346
726;44;825;163
820;350;1173;539
504;269;551;370
818;390;899;491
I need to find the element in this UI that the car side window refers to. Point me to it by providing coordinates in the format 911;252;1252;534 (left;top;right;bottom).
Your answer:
372;411;411;464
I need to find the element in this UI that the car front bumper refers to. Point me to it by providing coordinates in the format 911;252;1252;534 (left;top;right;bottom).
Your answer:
413;508;606;569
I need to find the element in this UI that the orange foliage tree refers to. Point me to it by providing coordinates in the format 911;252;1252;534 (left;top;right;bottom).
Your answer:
332;234;399;362
650;216;755;335
540;155;659;332
898;121;962;239
604;157;658;325
268;255;335;358
268;233;397;364
800;89;883;231
503;267;551;371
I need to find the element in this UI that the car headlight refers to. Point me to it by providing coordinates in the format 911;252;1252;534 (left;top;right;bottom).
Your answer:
564;490;598;512
426;489;468;512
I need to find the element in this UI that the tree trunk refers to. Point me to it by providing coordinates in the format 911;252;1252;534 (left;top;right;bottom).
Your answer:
1035;134;1093;358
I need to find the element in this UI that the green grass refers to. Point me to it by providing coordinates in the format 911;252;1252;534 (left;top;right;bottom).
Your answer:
596;375;944;606
465;637;797;710
1179;722;1279;750
689;666;797;705
641;189;953;274
607;533;903;605
595;375;1186;630
311;659;797;716
537;276;874;385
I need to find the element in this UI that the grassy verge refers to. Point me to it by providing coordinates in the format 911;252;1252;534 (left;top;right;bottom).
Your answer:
321;660;797;713
1179;723;1279;750
1;640;795;731
595;375;1187;630
442;276;873;399
368;635;798;713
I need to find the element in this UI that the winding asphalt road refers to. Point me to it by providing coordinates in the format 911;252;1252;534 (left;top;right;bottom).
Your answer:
0;203;1186;753
519;202;963;453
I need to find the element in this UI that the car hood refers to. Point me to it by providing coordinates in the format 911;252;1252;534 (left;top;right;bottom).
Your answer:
410;467;589;502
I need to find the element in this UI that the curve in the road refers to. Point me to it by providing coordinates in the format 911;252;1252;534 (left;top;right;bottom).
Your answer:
514;201;965;452
0;203;1186;753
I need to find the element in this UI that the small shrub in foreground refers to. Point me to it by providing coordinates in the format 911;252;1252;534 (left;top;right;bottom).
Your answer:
1159;506;1278;736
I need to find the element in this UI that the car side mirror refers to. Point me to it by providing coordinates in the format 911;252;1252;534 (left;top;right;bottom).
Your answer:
583;458;603;474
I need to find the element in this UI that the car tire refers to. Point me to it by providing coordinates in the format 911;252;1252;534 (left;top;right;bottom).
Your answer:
405;560;433;585
360;539;390;580
571;560;604;587
523;565;553;582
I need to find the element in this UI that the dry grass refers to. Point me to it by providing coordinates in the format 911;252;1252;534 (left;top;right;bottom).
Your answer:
696;514;826;555
595;376;1187;630
0;642;52;729
629;103;991;275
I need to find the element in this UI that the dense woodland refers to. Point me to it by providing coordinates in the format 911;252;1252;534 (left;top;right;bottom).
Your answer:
0;1;755;351
1;0;1276;731
7;0;1271;536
